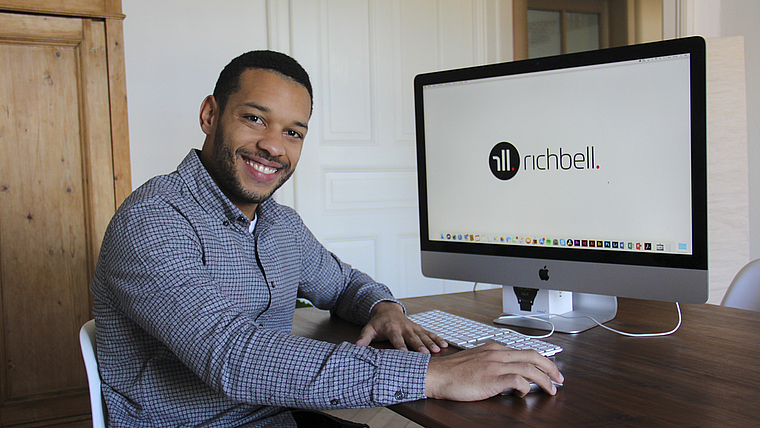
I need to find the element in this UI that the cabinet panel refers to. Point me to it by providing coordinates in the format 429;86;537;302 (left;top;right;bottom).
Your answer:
0;13;83;42
0;0;121;18
0;9;126;426
0;41;91;399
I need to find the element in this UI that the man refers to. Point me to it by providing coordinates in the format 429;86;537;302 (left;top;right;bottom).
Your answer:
91;50;563;427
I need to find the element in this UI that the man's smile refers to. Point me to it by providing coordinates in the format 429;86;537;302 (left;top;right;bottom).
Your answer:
240;152;289;185
244;157;279;175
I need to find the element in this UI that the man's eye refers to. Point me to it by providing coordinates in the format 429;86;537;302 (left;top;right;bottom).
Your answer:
287;130;303;140
244;115;262;123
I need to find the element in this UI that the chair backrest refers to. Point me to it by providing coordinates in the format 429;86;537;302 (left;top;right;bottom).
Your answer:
79;319;106;428
721;258;760;312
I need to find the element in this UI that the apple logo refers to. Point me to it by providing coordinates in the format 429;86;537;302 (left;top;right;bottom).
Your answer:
538;266;550;281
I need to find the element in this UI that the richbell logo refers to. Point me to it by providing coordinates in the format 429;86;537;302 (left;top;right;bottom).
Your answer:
489;142;520;180
490;142;599;180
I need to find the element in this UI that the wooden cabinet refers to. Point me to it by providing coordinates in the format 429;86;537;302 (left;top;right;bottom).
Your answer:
0;1;129;426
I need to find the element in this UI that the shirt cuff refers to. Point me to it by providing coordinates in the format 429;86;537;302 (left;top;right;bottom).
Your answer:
367;298;406;317
370;348;430;405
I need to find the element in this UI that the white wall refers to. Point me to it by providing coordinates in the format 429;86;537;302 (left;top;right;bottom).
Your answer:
122;0;509;300
718;1;760;262
123;0;270;188
692;0;760;263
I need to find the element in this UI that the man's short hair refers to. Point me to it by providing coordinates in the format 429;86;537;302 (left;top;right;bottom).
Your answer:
213;50;313;114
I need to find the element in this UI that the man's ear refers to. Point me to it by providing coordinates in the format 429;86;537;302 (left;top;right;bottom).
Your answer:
199;95;218;136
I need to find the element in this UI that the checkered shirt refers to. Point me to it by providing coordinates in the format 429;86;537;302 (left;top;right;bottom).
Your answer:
90;150;429;427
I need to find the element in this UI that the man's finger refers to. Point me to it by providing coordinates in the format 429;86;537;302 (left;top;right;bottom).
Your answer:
387;331;408;351
356;325;377;346
417;333;442;353
402;333;430;354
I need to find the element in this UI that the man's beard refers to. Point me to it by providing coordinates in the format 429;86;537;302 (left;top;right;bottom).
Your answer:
208;124;294;206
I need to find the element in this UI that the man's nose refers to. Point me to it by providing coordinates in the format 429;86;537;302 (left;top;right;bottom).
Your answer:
256;127;286;158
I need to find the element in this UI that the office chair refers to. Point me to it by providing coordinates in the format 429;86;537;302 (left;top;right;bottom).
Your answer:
721;258;760;312
79;319;107;428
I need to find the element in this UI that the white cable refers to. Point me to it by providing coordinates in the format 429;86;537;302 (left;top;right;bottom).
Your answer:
561;302;682;337
496;314;556;339
498;302;682;338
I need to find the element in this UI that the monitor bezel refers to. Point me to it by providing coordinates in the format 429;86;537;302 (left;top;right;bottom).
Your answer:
414;36;707;273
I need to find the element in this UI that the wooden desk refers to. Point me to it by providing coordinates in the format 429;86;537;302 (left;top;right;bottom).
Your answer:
292;288;760;428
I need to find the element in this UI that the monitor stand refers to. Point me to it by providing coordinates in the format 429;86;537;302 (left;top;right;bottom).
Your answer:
494;286;617;334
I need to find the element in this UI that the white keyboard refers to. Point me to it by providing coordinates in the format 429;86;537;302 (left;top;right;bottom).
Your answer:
408;310;563;357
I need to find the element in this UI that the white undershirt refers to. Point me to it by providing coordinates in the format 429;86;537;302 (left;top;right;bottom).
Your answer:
248;214;257;234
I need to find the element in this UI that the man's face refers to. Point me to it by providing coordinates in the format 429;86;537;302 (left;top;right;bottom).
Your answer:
199;68;311;217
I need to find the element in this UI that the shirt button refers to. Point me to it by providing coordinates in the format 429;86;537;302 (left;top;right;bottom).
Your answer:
222;220;230;227
394;390;406;400
330;398;340;406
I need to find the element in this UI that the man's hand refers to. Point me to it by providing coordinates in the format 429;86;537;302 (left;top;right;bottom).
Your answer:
425;343;564;400
356;301;448;354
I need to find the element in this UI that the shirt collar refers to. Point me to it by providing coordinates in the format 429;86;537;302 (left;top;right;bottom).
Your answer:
177;149;254;230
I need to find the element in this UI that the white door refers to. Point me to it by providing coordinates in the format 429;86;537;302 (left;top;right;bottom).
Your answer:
271;0;512;298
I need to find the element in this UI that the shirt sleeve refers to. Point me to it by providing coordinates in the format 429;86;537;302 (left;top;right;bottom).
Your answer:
93;196;429;410
273;206;401;325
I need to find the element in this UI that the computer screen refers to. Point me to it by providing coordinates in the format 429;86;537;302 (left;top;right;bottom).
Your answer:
414;37;708;332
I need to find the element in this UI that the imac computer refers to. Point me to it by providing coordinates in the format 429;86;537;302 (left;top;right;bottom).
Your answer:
414;36;708;333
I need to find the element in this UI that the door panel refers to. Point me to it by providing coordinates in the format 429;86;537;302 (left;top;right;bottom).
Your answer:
288;0;505;298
